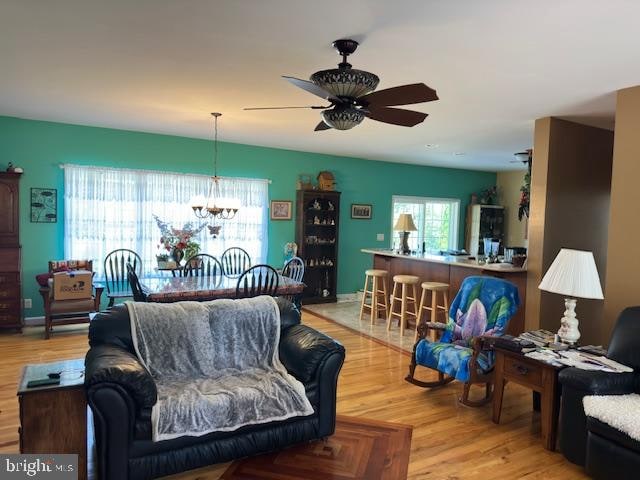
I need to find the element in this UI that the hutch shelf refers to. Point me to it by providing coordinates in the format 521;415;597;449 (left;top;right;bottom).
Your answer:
295;190;341;304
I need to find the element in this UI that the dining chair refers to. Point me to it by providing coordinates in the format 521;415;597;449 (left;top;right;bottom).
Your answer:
235;264;279;298
104;249;142;307
182;254;224;278
221;247;252;277
282;256;305;282
126;263;148;302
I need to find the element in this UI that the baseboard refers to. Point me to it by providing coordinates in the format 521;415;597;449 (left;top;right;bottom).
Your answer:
24;316;45;326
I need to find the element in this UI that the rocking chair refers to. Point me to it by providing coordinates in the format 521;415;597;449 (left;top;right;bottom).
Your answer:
406;276;520;407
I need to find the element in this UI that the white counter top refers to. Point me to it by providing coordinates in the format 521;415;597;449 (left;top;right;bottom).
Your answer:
361;248;527;273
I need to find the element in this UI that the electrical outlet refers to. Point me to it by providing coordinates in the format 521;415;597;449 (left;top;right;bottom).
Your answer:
24;298;32;309
376;233;385;241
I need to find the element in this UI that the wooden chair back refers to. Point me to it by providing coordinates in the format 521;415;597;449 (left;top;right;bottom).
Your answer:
104;249;142;296
182;254;223;278
221;247;252;277
126;263;147;302
283;256;305;282
235;264;279;298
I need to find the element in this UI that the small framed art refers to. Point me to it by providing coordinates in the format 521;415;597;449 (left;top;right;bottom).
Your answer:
351;203;372;219
270;200;293;220
30;188;58;223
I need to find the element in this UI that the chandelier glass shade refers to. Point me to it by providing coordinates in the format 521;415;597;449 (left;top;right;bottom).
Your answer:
310;68;379;98
191;113;239;220
321;105;366;130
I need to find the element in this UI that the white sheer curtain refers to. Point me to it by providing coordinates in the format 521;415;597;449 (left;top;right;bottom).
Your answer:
64;164;269;277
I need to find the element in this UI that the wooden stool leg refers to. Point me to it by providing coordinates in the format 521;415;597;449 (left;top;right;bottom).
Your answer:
370;276;378;325
400;283;407;337
387;282;397;331
416;287;427;341
382;277;389;320
359;275;369;321
430;290;438;341
443;291;450;321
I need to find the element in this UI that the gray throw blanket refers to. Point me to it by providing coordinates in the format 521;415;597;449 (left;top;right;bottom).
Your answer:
126;296;314;441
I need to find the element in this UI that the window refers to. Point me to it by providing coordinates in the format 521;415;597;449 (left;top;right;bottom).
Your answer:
391;196;460;253
64;164;269;277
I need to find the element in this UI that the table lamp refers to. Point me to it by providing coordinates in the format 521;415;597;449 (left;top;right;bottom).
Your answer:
538;248;604;344
394;213;417;255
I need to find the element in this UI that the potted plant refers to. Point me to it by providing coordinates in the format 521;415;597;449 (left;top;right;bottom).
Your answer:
185;242;201;267
156;253;170;269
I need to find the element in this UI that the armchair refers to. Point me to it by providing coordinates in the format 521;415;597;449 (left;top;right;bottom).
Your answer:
406;276;520;406
558;306;640;469
39;259;103;339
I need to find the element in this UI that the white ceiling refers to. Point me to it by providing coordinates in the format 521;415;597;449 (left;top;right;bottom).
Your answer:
1;0;635;171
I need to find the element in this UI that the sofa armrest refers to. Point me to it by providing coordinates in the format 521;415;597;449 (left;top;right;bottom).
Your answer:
85;344;157;408
279;324;345;384
559;367;637;395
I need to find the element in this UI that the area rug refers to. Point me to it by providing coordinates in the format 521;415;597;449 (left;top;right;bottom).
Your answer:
221;415;413;480
302;303;415;355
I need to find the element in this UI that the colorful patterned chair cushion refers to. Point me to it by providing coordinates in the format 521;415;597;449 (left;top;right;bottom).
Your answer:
415;276;520;381
48;259;93;272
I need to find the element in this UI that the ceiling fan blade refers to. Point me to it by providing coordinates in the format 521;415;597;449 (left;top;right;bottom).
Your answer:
359;83;438;107
365;106;428;127
283;76;338;101
314;121;332;131
244;105;328;110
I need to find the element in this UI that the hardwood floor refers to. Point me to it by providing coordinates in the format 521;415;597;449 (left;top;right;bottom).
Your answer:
0;315;588;479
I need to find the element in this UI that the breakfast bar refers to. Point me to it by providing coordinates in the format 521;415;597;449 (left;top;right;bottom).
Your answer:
361;248;527;335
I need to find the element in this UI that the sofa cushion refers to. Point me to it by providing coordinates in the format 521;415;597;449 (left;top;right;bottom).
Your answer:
584;394;640;443
587;417;640;455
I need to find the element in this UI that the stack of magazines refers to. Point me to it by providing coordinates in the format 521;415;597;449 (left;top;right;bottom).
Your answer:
518;329;556;347
493;335;537;353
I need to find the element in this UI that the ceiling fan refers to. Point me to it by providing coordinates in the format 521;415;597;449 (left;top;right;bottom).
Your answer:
511;149;532;165
244;39;439;131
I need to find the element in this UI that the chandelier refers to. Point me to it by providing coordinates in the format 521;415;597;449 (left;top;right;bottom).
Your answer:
191;113;240;220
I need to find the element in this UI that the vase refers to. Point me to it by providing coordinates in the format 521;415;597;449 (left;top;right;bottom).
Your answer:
171;248;184;264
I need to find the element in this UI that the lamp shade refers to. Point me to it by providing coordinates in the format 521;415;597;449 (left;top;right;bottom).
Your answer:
394;213;417;232
538;249;604;299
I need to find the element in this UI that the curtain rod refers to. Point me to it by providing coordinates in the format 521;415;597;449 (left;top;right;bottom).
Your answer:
58;163;272;184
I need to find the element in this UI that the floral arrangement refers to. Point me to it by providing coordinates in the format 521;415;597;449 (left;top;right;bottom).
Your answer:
153;215;206;257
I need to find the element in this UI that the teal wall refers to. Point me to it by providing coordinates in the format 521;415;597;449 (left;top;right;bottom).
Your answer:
0;116;496;317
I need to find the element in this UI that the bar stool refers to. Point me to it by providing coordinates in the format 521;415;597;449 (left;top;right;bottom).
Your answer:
387;275;420;336
359;269;389;324
416;281;450;341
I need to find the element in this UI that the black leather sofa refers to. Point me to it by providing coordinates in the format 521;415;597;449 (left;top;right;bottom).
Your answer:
558;306;640;476
85;298;345;480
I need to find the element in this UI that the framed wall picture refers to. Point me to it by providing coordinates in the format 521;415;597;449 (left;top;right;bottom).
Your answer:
270;200;293;220
30;188;57;223
351;203;372;219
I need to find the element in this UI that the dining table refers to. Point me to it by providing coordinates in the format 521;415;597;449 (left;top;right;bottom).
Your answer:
139;274;304;303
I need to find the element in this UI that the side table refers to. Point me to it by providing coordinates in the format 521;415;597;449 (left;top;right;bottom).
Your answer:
17;358;87;480
492;346;564;451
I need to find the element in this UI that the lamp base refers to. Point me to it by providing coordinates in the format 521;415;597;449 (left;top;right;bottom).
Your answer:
557;297;580;344
398;231;411;255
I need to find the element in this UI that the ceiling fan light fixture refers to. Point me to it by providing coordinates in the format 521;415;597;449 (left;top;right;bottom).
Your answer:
321;105;365;130
310;69;379;98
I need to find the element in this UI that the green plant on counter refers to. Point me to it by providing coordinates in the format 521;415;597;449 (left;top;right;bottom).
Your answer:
518;151;532;221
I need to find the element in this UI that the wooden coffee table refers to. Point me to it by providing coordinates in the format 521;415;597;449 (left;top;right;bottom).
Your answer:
492;347;564;451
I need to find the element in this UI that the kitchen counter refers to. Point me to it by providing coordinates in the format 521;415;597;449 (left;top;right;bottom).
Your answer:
363;248;527;335
360;248;526;273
